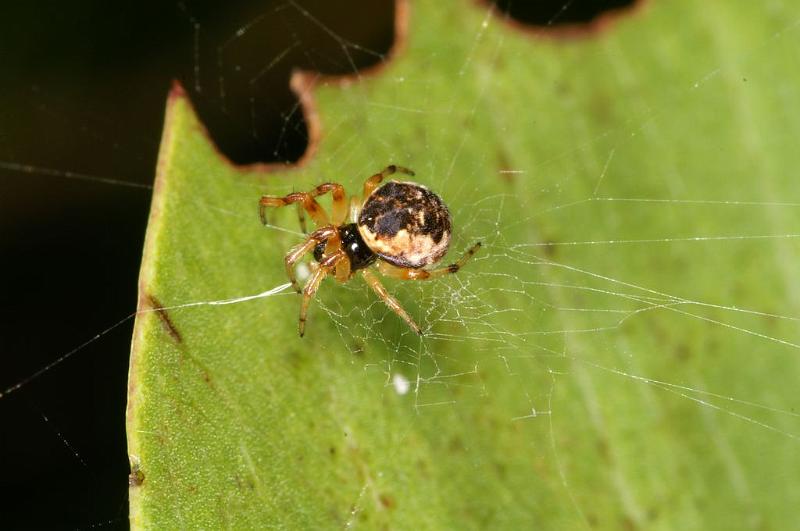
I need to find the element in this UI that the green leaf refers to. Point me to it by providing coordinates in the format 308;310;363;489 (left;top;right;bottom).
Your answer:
127;1;800;528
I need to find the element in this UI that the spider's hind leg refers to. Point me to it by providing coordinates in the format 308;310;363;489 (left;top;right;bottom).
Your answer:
378;242;482;281
362;164;415;198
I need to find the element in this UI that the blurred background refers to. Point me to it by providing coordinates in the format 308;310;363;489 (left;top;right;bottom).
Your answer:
0;1;634;528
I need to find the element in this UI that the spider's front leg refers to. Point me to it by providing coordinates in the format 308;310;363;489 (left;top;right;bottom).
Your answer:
298;250;349;337
259;182;347;230
284;226;338;293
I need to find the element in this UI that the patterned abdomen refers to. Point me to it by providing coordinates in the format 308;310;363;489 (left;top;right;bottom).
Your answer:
357;181;452;268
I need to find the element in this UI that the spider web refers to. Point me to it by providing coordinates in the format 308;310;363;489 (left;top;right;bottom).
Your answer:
3;0;800;528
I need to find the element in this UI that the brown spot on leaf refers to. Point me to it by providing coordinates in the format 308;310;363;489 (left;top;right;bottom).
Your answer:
496;148;518;184
379;493;396;510
596;437;611;462
541;239;559;258
674;343;691;361
448;436;464;452
621;515;639;531
129;469;145;487
128;456;145;487
144;294;182;343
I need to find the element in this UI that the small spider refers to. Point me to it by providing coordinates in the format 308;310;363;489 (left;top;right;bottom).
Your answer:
259;165;481;337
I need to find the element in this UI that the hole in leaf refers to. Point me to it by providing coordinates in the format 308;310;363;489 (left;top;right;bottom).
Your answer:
182;0;395;165
491;0;637;27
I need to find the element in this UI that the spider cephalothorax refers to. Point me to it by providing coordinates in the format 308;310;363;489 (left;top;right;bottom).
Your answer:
259;165;481;337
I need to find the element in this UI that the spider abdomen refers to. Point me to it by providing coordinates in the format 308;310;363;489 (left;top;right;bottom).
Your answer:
357;181;452;268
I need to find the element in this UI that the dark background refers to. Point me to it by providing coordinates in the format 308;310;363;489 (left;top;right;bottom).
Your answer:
0;1;634;528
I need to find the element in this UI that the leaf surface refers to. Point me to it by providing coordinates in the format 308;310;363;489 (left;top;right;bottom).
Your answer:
128;1;800;528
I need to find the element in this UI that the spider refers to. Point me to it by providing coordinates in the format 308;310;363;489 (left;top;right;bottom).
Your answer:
259;165;481;337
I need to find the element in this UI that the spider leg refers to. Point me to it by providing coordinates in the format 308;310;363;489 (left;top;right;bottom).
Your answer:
299;250;347;337
348;196;361;224
333;251;351;282
316;226;351;283
324;183;347;226
377;242;482;280
284;226;338;293
312;183;347;225
259;183;346;229
260;191;327;228
361;269;422;335
323;239;351;283
362;164;415;198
